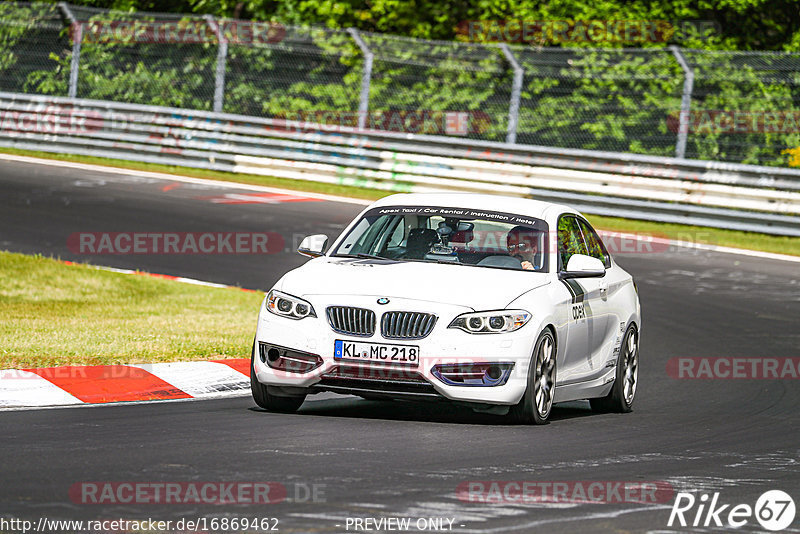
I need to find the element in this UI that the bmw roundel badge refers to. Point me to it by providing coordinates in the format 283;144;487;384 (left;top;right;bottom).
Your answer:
377;297;390;305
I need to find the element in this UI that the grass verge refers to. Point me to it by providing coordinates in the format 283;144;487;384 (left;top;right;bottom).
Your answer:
0;251;263;369
1;147;798;257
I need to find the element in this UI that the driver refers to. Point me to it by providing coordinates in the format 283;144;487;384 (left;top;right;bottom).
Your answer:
507;226;541;271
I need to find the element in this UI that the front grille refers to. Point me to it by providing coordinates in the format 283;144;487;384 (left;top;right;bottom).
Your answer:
326;306;375;337
381;311;437;340
315;366;440;397
328;365;429;383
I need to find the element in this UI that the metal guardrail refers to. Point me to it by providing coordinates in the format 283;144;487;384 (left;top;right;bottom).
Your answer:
1;91;799;236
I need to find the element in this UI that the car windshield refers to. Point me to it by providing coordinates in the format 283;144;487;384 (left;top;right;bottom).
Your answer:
331;206;550;272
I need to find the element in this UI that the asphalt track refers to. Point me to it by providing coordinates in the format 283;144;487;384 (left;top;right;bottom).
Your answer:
1;157;799;533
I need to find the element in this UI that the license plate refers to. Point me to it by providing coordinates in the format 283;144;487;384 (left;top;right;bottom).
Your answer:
334;340;419;367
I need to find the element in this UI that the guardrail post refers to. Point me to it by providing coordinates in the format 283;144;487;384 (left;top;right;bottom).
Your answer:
204;15;228;113
670;46;694;160
59;2;81;99
500;44;523;144
347;28;373;131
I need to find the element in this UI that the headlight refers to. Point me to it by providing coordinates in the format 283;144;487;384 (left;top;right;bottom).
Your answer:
266;290;316;320
448;310;530;334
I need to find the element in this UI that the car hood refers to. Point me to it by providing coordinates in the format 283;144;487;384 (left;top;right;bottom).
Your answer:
276;257;550;310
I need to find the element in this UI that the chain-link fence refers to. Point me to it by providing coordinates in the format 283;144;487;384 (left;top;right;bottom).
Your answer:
0;2;70;95
2;2;800;167
682;50;800;165
513;48;685;155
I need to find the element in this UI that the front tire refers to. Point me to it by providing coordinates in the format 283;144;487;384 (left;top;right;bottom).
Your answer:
591;324;638;413
510;329;556;425
250;342;306;413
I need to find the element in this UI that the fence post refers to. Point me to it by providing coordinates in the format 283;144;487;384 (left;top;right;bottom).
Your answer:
670;46;694;159
347;28;373;131
58;2;81;99
204;15;228;113
500;44;522;144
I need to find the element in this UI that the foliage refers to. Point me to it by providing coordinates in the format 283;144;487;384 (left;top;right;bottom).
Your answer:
2;2;799;166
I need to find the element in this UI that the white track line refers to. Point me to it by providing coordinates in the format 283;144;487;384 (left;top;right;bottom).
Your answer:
0;153;372;206
64;261;256;291
1;152;797;263
0;392;252;412
602;230;800;263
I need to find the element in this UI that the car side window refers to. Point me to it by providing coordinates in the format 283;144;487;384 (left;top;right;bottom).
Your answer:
577;219;611;268
557;215;588;270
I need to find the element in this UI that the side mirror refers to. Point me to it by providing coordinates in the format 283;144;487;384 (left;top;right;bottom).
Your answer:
297;234;328;258
559;254;605;279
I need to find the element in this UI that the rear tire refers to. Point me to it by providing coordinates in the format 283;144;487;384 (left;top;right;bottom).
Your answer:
590;324;638;413
250;341;306;413
509;329;556;425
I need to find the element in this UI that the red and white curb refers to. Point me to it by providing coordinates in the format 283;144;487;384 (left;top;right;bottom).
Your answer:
0;359;251;409
60;260;263;292
0;261;260;410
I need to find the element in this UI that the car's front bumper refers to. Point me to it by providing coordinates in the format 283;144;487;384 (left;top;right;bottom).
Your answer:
253;295;538;406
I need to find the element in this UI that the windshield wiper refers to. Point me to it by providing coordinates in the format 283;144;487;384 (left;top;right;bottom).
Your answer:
333;253;391;261
405;257;462;265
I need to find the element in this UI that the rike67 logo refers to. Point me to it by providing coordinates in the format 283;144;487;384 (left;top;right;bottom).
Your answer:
668;490;796;531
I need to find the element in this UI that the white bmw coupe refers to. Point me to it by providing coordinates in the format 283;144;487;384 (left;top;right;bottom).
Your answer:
251;193;640;424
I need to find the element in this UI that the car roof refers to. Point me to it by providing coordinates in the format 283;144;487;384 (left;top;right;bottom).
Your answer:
370;193;579;220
